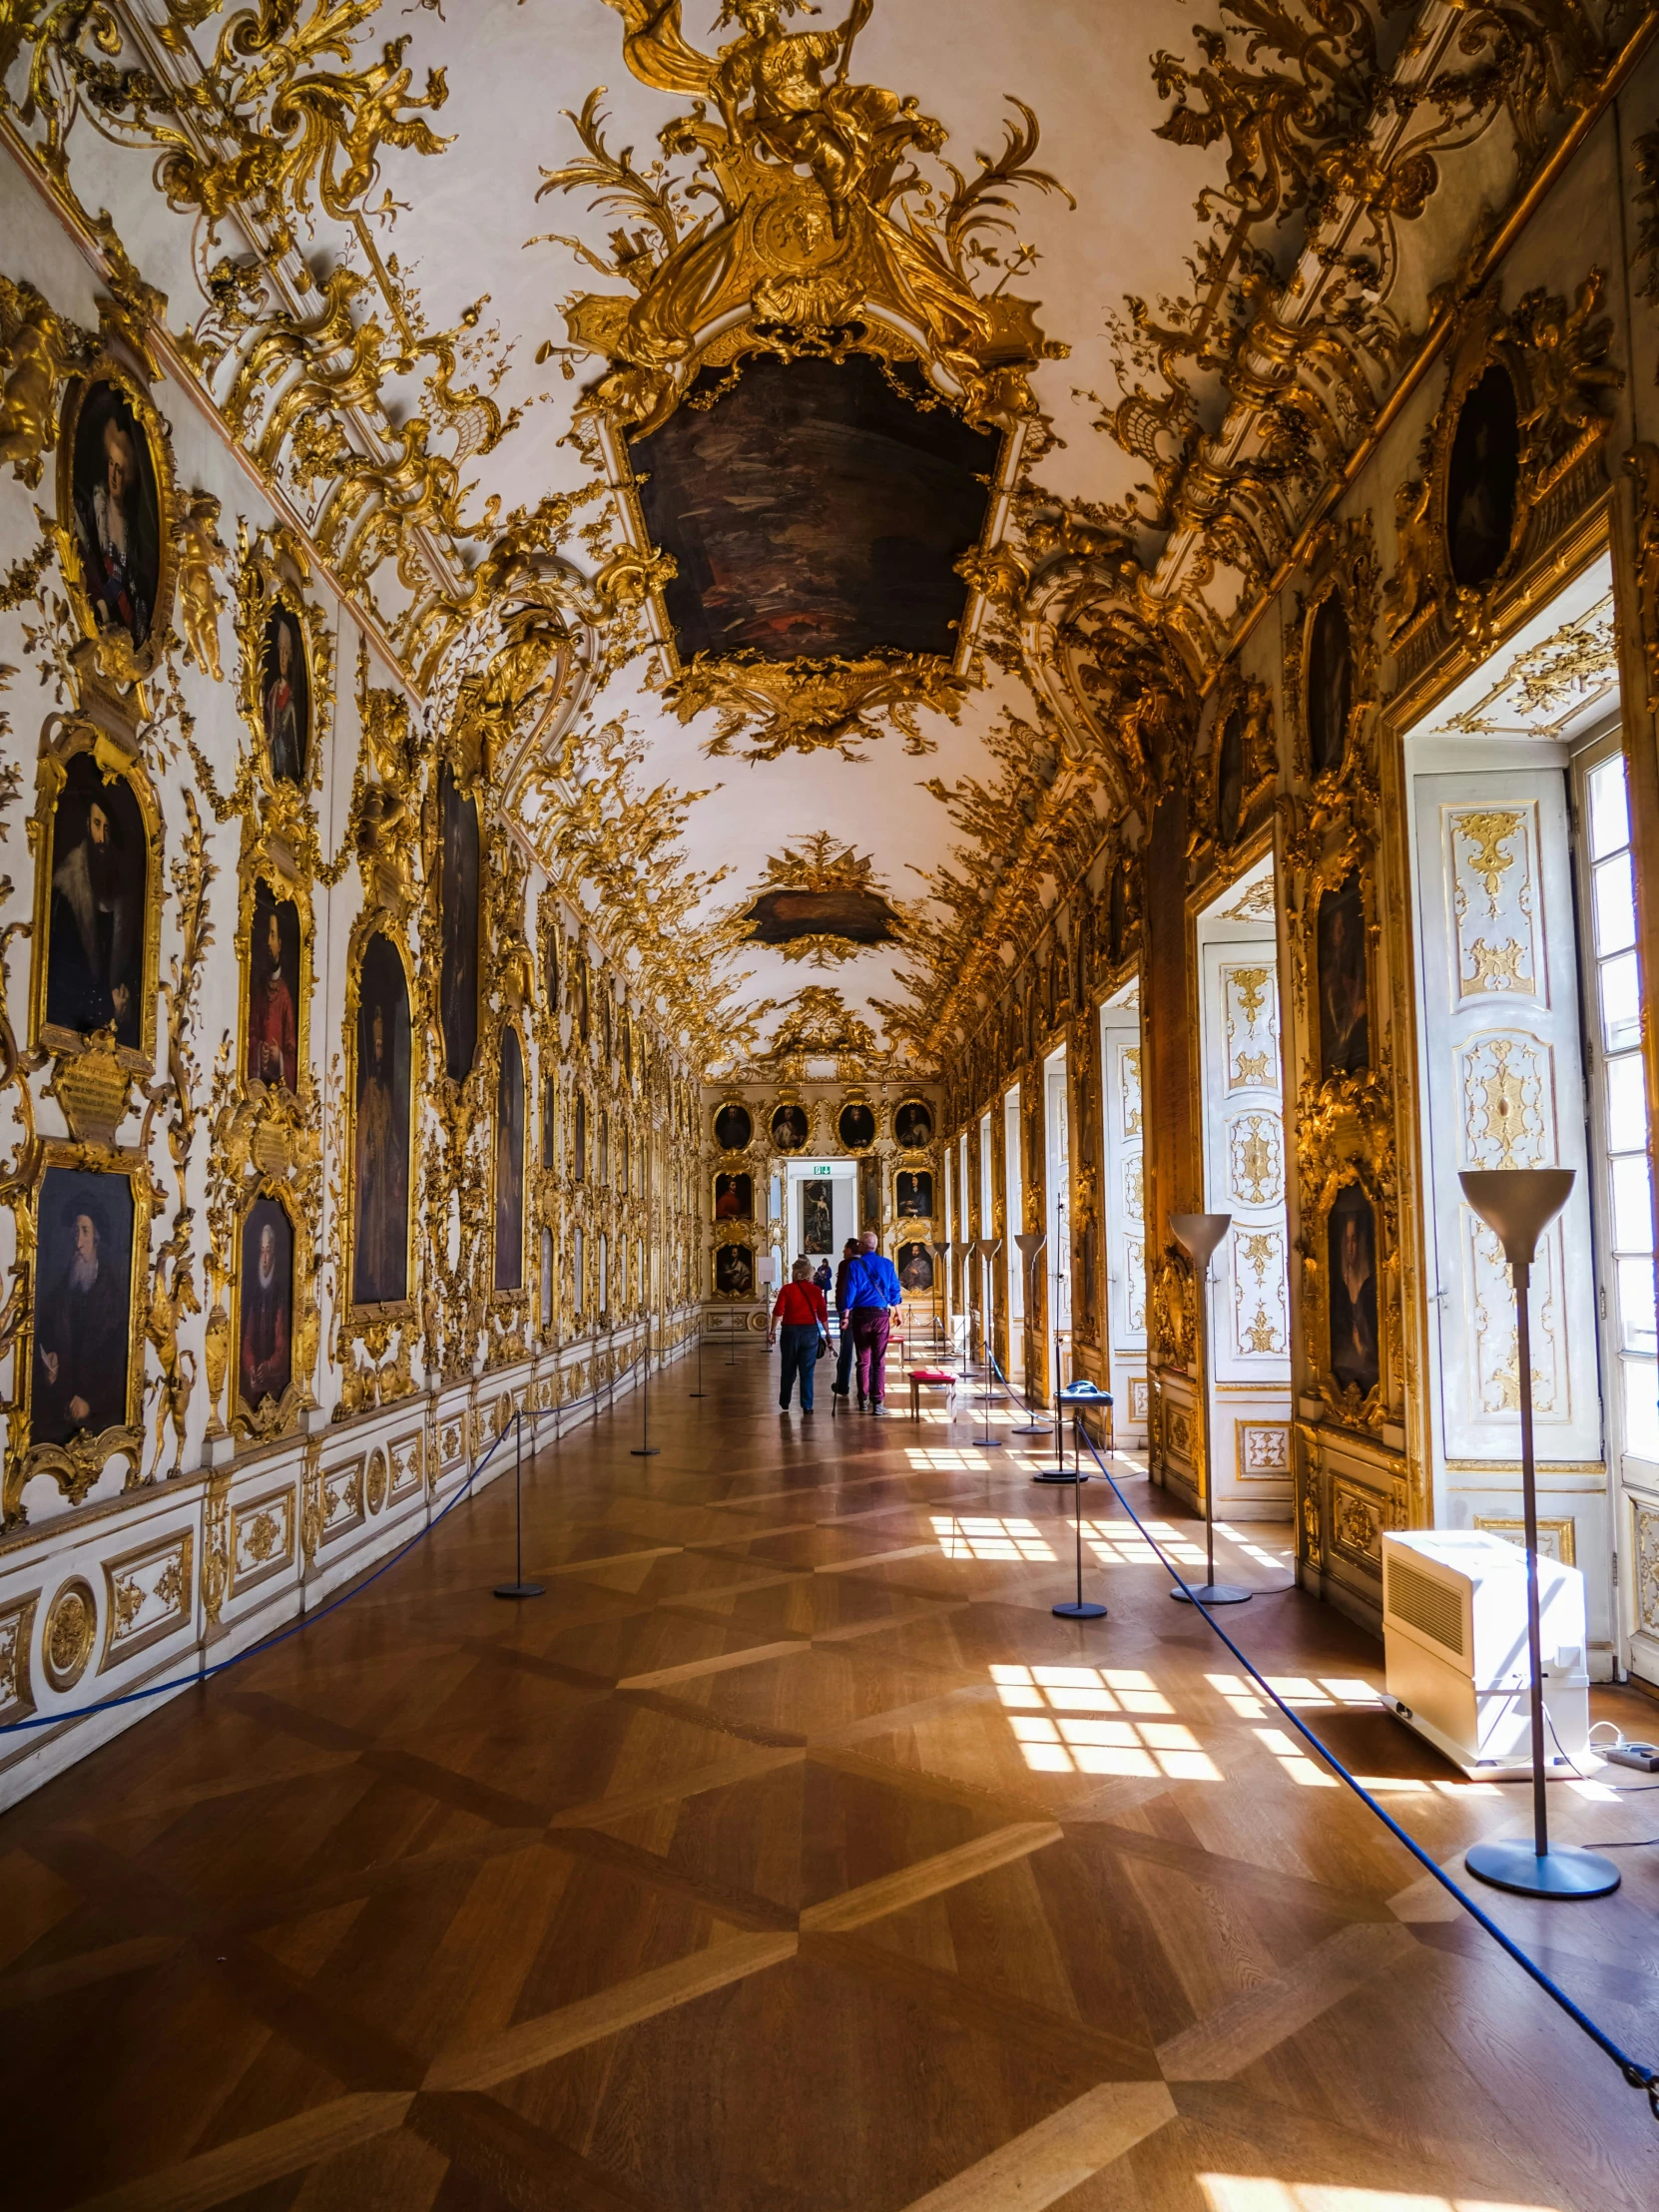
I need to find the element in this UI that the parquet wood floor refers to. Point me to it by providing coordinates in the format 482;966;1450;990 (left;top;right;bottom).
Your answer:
4;1353;1659;2211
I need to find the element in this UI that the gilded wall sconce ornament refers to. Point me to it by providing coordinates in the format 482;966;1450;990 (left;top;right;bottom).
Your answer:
1384;274;1622;680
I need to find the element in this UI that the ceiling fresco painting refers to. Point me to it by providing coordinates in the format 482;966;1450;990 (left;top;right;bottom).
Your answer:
631;352;997;664
1;0;1639;1076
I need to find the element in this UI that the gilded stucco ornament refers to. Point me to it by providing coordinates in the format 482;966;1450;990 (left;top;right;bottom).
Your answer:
537;0;1069;757
0;274;92;486
1384;274;1623;677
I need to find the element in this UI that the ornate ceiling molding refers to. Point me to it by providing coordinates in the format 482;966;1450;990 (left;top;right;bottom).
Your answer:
535;0;1072;758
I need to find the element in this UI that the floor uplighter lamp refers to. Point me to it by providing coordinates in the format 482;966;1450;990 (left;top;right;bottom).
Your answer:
973;1237;1002;1447
1034;1202;1082;1484
1459;1168;1620;1901
1168;1211;1250;1605
928;1239;948;1362
1011;1230;1051;1436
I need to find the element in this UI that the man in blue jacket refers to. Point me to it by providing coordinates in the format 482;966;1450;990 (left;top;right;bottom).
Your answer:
843;1229;902;1413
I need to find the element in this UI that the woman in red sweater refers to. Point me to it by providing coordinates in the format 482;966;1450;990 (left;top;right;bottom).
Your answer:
769;1257;829;1414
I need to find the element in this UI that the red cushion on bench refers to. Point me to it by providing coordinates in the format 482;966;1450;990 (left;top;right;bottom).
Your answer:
910;1370;955;1382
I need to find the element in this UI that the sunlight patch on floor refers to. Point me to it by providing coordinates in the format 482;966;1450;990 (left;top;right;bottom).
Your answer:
991;1662;1222;1781
1200;2179;1562;2212
908;1448;995;1472
930;1515;1056;1562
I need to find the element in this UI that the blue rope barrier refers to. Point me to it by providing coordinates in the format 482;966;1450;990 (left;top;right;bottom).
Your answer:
0;1404;545;1739
1068;1415;1659;2123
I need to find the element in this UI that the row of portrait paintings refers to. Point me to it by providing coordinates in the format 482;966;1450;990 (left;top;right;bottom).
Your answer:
713;1098;934;1156
712;1169;934;1225
710;1239;937;1301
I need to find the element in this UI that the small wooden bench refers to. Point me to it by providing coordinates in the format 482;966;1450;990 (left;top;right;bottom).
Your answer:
908;1369;957;1421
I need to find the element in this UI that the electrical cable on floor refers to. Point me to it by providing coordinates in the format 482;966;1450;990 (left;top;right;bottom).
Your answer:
0;1403;548;1739
1068;1416;1659;2125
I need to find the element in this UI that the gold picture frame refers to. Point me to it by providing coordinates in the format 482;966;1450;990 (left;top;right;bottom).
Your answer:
8;1141;154;1525
28;720;164;1077
231;1178;309;1441
52;352;179;688
235;549;333;807
489;1013;529;1307
234;845;313;1103
340;914;421;1332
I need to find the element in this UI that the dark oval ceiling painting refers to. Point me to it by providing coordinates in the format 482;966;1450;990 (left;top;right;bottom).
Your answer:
629;352;998;665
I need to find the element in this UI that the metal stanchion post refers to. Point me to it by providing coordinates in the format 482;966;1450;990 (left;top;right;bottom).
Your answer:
493;1411;545;1600
1053;1388;1112;1621
1460;1169;1619;1900
972;1237;1001;1447
1168;1212;1249;1605
631;1315;660;1456
1033;1205;1080;1483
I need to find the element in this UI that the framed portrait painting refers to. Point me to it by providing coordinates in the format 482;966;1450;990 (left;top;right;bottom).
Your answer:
837;1101;875;1151
30;1165;138;1447
895;1170;933;1220
771;1102;810;1153
714;1100;753;1153
238;1194;294;1416
1317;871;1370;1080
438;764;480;1083
351;931;412;1311
493;1027;525;1294
246;877;301;1093
1446;363;1521;591
897;1241;934;1295
714;1171;752;1222
39;748;152;1057
61;371;170;674
893;1098;933;1151
714;1243;755;1298
1305;589;1353;783
261;602;310;788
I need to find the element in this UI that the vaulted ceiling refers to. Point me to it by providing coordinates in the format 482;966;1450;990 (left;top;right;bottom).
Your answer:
5;0;1613;1074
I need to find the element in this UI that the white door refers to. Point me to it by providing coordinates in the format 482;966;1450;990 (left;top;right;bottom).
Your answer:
1044;1051;1071;1342
1412;773;1601;1475
1101;998;1148;1445
1198;924;1293;1510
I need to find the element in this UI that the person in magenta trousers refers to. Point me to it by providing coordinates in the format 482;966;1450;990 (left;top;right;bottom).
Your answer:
769;1257;829;1413
841;1230;903;1414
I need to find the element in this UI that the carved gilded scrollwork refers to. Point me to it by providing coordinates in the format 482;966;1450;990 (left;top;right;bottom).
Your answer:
1384;274;1623;678
1282;514;1382;873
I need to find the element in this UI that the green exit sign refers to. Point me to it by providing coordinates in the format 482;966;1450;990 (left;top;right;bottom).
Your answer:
809;1164;831;1176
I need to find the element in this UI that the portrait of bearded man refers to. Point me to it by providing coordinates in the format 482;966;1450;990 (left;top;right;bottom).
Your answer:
32;1173;132;1444
240;1203;292;1411
71;385;161;652
45;754;146;1048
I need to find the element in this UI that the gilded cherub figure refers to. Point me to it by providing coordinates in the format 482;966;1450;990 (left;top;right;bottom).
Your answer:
176;491;231;681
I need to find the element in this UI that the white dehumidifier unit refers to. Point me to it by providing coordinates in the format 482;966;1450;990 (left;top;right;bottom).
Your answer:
1382;1529;1590;1776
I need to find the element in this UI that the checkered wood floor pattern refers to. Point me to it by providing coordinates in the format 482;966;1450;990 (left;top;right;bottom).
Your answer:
3;1354;1658;2210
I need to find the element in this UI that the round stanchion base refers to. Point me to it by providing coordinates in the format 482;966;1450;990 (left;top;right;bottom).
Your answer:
1171;1583;1252;1605
493;1582;545;1600
630;1445;661;1456
1031;1467;1087;1484
688;1390;706;1399
1052;1600;1107;1620
1464;1839;1621;1899
1011;1421;1055;1437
